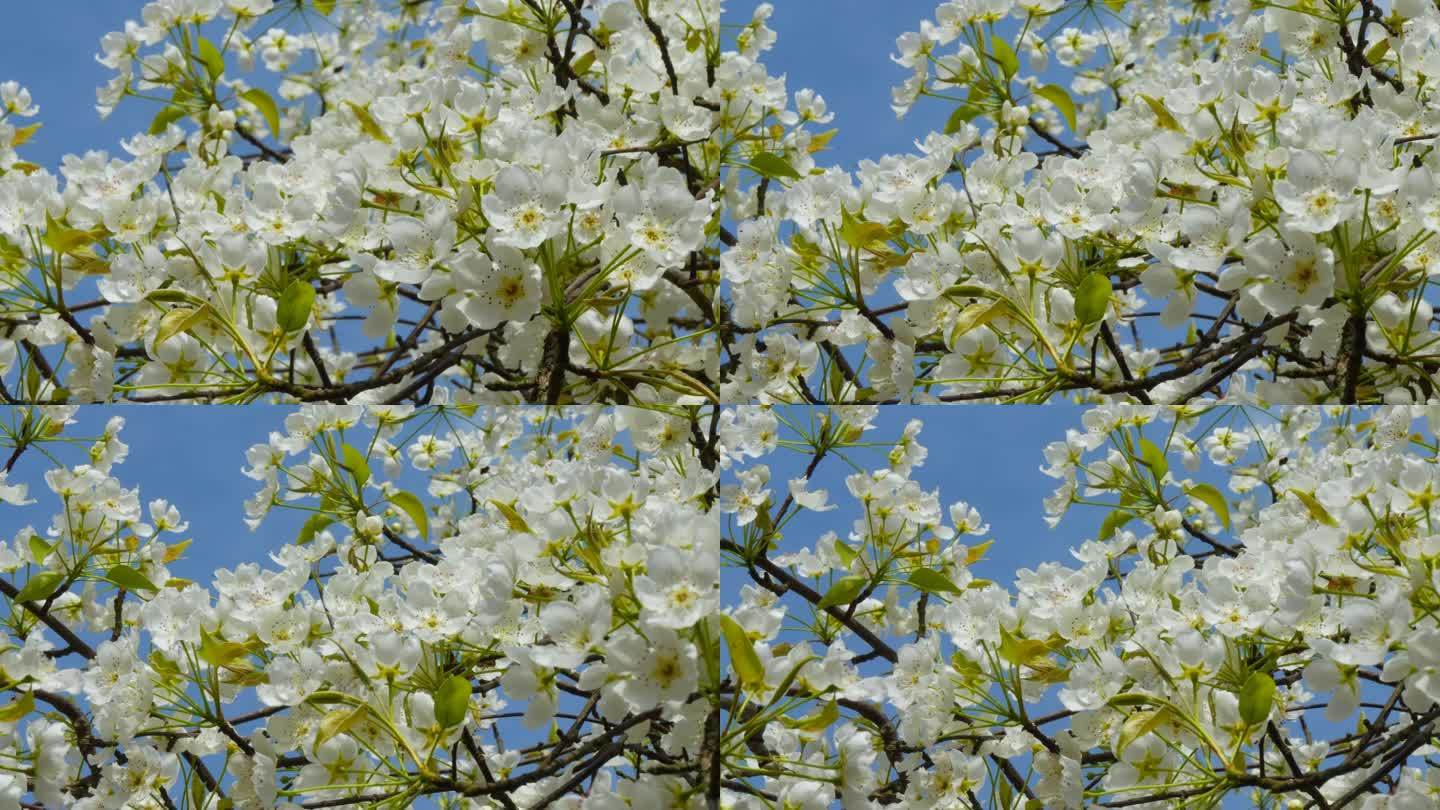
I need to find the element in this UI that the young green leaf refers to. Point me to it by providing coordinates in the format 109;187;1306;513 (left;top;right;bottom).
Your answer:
748;152;801;182
11;123;41;148
198;625;253;667
340;443;371;487
433;674;471;728
240;88;281;137
489;500;532;534
571;49;597;76
944;103;983;134
1290;490;1338;527
42;212;104;256
389;491;429;539
106;564;158;593
297;513;334;545
0;692;34;723
1140;95;1182;132
839;207;890;250
1098;509;1134;541
149;105;188;135
196;37;225;83
720;614;764;689
345;101;390;143
277;279;315;333
950;299;1010;343
315;0;337;14
316;706;367;747
1138;438;1169;480
1184;483;1231;530
26;535;52;565
989;35;1019;79
15;571;65;604
1074;272;1112;324
783;700;839;732
1115;707;1171;756
155;305;212;347
1034;84;1077;131
998;623;1052;667
907;567;962;595
1238;672;1276;726
816;575;867;610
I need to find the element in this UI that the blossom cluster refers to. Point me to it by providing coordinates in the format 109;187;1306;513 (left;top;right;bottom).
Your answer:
720;404;1440;807
726;0;1440;404
0;0;739;405
0;403;719;808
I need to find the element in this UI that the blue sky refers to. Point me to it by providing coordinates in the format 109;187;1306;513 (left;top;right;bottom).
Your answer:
0;406;300;580
723;0;954;170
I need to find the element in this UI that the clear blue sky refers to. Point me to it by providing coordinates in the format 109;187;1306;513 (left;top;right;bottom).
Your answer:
0;3;156;171
722;0;954;170
0;406;303;581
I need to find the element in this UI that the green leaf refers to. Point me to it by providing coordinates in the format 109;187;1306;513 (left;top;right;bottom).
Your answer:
297;513;334;545
26;536;52;565
1238;672;1276;726
1098;510;1134;541
1107;692;1156;708
907;567;962;595
783;700;838;732
316;706;367;747
1115;707;1171;755
571;49;597;76
944;103;982;134
1035;84;1077;131
277;279;315;333
198;625;253;668
839;207;889;250
1074;272;1112;325
42;212;104;256
196;37;225;83
155;305;211;347
389;491;429;539
1140;95;1182;132
1185;483;1231;531
314;0;336;14
240;88;281;138
815;575;867;610
11;122;41;147
748;152;801;182
998;624;1052;668
106;564;158;593
963;540;994;566
345;101;390;143
720;614;764;690
149;105;188;135
1366;38;1390;64
768;656;815;708
433;674;471;728
0;691;33;722
489;500;532;534
1290;490;1338;527
949;299;1010;344
340;444;370;487
989;35;1019;79
145;288;194;305
832;538;858;569
15;571;64;604
1138;438;1169;481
